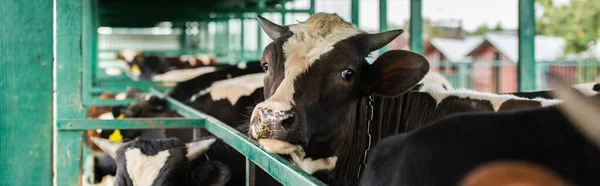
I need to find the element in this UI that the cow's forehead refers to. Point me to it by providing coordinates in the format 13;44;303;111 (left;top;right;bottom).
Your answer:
283;13;363;72
266;13;363;104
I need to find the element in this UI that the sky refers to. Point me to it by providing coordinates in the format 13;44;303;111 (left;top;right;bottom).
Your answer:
309;0;571;32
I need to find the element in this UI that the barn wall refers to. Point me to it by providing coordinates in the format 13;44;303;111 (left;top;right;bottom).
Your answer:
0;1;53;185
470;43;518;93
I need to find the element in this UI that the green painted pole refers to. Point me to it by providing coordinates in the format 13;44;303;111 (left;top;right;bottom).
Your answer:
351;0;360;26
0;1;53;185
379;0;388;52
179;24;187;52
91;0;99;87
309;0;316;14
518;0;536;91
56;0;86;185
83;0;93;103
409;0;423;54
241;19;246;59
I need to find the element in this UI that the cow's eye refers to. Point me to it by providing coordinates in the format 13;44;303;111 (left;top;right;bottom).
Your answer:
341;69;354;81
261;61;269;72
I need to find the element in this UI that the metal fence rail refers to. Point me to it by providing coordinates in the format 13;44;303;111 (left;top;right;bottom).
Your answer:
431;60;600;93
56;89;326;186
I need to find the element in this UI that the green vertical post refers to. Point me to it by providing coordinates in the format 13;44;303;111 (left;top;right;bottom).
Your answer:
224;21;230;57
409;0;423;54
309;0;316;14
518;0;536;91
179;24;187;52
379;0;388;52
246;159;256;186
56;0;86;185
0;1;53;185
241;19;246;59
91;0;99;87
351;0;360;26
83;0;93;103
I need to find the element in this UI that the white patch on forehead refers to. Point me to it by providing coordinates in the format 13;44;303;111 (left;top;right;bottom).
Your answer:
151;67;217;82
115;92;127;100
418;71;454;92
421;88;562;111
125;148;170;186
266;13;363;107
191;73;265;105
237;62;247;69
120;49;140;62
98;112;114;120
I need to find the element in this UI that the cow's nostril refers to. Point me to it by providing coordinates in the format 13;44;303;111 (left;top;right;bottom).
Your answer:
281;114;295;128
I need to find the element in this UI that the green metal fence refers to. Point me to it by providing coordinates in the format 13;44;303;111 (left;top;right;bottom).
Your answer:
0;0;543;185
432;60;600;93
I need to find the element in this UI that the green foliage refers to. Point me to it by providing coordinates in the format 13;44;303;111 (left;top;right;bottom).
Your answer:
470;22;505;36
537;0;600;54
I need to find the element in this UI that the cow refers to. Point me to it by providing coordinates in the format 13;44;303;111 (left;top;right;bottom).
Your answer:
117;49;219;79
506;82;600;99
90;137;231;186
358;77;600;186
246;13;565;185
102;64;275;186
458;161;571;186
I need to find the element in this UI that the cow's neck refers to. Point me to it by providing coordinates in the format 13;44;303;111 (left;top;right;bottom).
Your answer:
333;91;501;185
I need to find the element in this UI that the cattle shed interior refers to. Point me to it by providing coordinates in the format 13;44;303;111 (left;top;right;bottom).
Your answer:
1;0;544;185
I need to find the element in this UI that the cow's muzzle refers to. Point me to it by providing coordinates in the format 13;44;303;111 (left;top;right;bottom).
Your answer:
249;107;295;140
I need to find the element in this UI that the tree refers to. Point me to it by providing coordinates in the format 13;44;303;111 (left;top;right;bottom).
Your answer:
470;24;492;36
537;0;600;54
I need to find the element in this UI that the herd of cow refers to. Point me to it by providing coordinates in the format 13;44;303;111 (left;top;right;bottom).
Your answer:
87;13;600;186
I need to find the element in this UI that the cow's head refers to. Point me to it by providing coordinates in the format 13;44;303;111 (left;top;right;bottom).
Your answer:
249;13;429;161
91;137;230;186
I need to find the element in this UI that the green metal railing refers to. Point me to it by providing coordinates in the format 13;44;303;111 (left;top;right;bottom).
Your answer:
48;0;543;185
432;60;600;93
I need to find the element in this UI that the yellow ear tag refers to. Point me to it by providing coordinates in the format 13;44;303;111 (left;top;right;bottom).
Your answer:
131;64;140;72
117;114;124;119
109;129;123;142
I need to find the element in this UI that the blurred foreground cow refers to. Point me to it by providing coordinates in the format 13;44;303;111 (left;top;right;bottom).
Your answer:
359;76;600;186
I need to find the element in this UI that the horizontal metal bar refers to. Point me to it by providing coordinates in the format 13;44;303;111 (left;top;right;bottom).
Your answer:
148;88;325;185
57;118;205;130
83;98;135;106
149;88;207;118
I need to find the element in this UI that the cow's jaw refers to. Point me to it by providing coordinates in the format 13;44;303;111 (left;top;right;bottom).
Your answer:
257;138;338;174
258;138;301;154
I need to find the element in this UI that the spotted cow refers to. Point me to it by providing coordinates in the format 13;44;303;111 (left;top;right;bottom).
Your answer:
91;137;230;186
247;13;566;185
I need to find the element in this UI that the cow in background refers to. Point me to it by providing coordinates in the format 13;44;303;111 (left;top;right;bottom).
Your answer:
91;137;230;186
116;49;219;79
506;82;600;99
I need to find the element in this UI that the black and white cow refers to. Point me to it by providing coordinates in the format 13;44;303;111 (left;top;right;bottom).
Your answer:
246;13;570;185
108;65;274;185
91;137;231;186
506;82;600;99
359;77;600;186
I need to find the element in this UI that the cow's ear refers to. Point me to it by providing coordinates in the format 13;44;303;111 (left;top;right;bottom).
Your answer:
361;50;429;97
